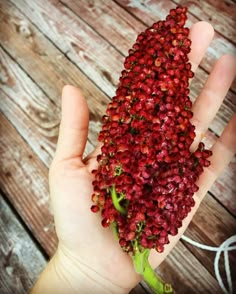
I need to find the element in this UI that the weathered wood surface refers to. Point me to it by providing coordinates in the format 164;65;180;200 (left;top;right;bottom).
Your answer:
0;112;57;256
0;0;235;293
0;193;46;294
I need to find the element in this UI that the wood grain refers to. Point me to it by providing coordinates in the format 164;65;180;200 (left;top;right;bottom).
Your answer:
157;240;222;293
0;193;46;294
0;47;59;167
0;112;57;256
9;0;122;98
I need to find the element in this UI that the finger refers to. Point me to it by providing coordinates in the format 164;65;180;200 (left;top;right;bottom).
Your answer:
188;21;214;73
196;114;236;198
54;85;89;163
191;55;236;150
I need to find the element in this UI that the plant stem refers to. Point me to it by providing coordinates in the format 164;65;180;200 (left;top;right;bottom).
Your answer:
133;246;173;294
110;186;173;293
111;185;126;215
111;221;119;240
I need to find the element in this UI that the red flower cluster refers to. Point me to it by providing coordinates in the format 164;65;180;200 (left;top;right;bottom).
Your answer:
91;6;212;253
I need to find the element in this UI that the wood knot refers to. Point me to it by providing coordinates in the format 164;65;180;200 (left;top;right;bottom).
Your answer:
0;62;13;86
0;62;9;84
15;20;33;38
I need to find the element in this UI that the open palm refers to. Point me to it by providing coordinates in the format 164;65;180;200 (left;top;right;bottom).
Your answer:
49;22;236;293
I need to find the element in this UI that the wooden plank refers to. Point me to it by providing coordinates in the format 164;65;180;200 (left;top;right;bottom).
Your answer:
183;193;236;280
0;193;46;294
0;48;60;167
8;0;122;98
5;0;235;139
0;112;57;257
116;0;236;92
173;0;236;43
156;241;221;293
61;0;145;56
0;0;111;115
0;0;109;162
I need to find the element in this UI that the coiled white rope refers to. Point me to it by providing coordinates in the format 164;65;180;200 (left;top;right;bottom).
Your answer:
181;235;236;294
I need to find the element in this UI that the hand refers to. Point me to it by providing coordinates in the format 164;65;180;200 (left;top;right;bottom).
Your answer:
32;22;236;294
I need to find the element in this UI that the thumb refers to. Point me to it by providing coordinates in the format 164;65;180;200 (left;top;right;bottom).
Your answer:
54;85;89;164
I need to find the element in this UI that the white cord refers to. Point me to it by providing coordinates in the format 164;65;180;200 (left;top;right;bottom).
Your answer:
181;235;236;294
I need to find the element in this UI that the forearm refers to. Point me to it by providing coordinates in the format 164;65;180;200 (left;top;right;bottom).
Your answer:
31;247;130;294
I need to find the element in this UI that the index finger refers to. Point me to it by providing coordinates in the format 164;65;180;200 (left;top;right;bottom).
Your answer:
188;21;214;73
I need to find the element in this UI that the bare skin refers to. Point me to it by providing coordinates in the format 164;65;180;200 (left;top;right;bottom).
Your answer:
31;21;236;294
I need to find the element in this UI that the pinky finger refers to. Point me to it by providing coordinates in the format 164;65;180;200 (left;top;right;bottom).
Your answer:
196;114;236;199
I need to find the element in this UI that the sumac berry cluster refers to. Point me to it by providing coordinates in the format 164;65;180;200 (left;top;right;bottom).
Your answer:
91;6;212;254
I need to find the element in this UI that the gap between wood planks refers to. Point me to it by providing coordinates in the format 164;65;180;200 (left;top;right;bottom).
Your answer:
0;188;49;260
0;192;47;294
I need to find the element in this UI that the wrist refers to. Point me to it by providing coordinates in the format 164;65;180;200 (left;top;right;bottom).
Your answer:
55;244;130;294
33;244;130;294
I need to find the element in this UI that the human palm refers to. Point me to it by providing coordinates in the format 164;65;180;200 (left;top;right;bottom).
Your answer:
49;21;236;293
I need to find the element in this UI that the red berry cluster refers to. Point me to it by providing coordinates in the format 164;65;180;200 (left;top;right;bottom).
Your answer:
91;6;212;253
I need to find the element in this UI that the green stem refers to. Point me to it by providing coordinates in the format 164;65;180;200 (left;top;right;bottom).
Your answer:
110;186;173;293
133;247;173;294
111;185;126;215
111;221;119;240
